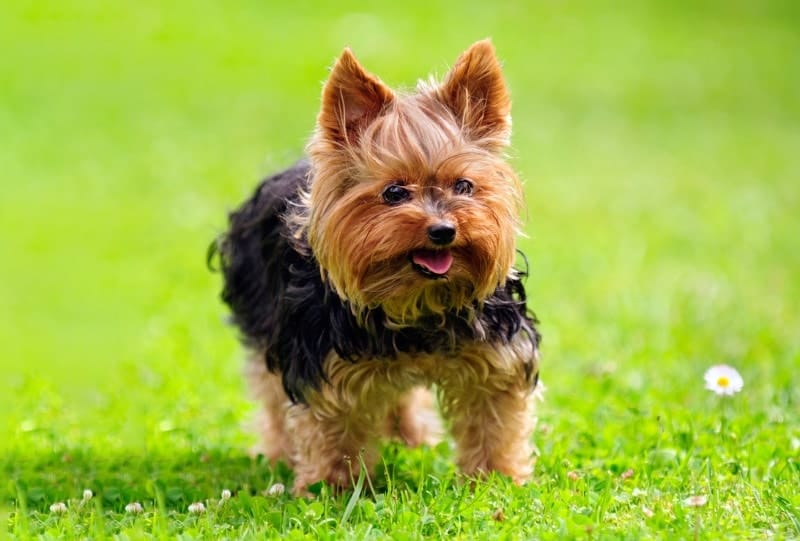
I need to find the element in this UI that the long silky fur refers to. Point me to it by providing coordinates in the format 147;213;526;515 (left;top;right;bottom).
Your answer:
211;161;540;403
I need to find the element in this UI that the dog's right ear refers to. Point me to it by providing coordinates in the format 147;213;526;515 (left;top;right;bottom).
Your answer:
317;48;395;144
438;40;511;150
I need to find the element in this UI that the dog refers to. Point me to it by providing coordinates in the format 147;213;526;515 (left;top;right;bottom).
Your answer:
212;40;541;495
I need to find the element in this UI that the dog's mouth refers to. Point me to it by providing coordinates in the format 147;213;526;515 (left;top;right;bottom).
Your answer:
410;249;453;278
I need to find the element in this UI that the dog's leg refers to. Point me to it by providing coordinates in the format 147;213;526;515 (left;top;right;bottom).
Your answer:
386;386;443;447
284;354;393;495
438;341;540;484
284;402;381;495
244;352;292;462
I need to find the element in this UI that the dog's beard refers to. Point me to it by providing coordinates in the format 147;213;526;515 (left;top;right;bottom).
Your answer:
338;249;484;325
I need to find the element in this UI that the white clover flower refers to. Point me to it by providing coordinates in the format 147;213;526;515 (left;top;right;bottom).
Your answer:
82;489;93;501
684;494;708;507
188;502;206;514
704;365;743;396
220;489;232;501
125;502;144;514
266;483;285;497
50;502;68;514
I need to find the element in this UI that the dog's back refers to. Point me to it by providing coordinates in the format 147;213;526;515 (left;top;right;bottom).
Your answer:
215;161;310;352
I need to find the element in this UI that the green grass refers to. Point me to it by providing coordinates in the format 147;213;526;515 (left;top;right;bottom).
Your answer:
2;0;799;538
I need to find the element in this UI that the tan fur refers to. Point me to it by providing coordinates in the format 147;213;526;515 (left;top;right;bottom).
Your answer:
386;386;443;447
249;40;541;495
246;332;539;494
245;355;291;461
293;40;522;325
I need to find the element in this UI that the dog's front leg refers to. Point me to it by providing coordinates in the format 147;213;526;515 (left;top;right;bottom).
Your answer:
438;341;539;485
284;354;391;496
284;401;380;496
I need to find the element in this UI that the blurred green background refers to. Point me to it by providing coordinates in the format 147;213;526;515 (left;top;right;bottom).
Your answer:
1;0;798;446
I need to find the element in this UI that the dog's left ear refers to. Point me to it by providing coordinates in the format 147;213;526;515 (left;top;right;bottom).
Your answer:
438;40;511;149
318;48;395;144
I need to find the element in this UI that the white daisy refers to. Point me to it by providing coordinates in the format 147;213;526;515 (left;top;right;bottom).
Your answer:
684;494;708;507
125;502;144;514
704;365;743;396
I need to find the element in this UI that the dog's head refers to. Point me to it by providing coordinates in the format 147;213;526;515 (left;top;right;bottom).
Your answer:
303;40;523;324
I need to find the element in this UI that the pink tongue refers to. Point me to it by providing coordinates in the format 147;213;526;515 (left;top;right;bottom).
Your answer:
412;249;453;275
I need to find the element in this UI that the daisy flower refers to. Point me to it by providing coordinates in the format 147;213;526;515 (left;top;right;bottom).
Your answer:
125;502;144;514
704;365;743;396
684;494;708;507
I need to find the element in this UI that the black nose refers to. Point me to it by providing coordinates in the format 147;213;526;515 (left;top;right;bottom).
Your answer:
427;222;456;246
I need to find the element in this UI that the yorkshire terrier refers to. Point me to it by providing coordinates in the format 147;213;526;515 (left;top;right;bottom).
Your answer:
213;40;542;495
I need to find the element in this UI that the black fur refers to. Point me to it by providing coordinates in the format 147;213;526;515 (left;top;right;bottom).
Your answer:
211;161;541;403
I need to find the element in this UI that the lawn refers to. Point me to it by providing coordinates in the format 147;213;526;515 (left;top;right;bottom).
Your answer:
2;1;799;538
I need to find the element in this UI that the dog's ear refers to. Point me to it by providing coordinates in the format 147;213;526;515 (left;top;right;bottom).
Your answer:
438;40;511;148
317;48;395;143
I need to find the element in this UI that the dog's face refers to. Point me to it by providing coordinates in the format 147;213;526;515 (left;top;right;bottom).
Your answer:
305;41;523;323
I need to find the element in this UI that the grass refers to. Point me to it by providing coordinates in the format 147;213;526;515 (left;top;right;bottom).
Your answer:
2;0;799;538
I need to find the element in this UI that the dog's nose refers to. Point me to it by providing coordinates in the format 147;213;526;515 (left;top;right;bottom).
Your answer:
427;222;456;246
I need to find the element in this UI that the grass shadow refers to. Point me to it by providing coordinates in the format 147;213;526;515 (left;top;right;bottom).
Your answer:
2;441;453;512
2;448;290;512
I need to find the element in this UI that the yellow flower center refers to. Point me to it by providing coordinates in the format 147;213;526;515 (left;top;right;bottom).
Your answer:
717;376;730;388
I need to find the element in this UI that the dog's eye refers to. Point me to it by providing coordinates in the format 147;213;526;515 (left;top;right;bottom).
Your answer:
453;178;474;196
382;184;411;205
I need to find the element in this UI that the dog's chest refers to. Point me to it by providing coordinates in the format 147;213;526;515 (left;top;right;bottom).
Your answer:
324;336;531;397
